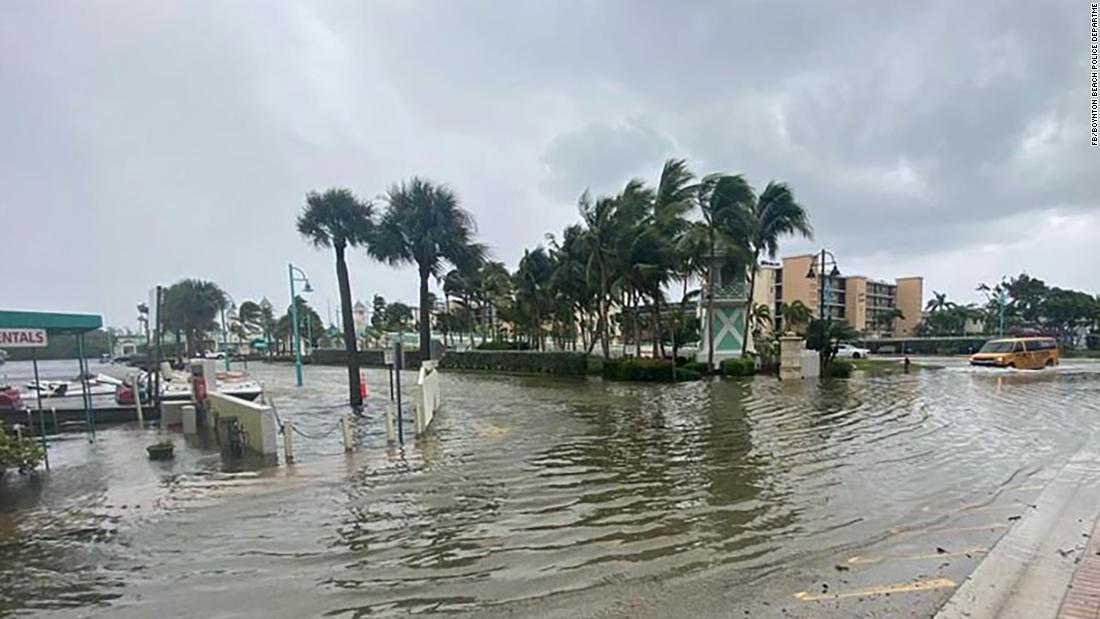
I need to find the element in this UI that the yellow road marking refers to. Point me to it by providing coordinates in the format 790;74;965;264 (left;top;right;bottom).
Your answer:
794;578;956;601
889;522;1008;536
847;546;987;565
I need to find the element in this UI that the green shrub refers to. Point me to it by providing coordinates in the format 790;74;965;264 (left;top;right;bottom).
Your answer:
827;359;853;378
720;357;756;377
680;360;710;374
475;340;532;351
438;351;588;376
586;356;604;375
0;431;44;475
603;358;702;382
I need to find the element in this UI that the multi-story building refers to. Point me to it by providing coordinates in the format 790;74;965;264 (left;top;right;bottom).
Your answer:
766;255;923;337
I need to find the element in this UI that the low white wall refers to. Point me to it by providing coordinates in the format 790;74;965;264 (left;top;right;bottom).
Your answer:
415;361;441;435
206;392;277;456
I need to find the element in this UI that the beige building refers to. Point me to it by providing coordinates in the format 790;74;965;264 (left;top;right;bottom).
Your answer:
768;255;923;337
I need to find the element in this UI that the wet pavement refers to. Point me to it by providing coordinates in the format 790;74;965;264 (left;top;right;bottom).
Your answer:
2;358;1100;617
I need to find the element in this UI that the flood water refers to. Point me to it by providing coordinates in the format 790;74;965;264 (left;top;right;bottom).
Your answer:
3;358;1100;617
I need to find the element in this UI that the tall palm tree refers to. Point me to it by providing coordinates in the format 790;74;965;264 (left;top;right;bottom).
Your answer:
779;300;813;335
369;178;486;358
297;187;372;409
645;159;696;357
577;191;620;358
734;181;813;356
693;173;754;368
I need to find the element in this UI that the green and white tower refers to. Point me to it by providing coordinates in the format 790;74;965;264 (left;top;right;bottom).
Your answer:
697;256;751;366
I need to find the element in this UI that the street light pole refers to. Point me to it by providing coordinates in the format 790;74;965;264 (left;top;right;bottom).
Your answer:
288;262;313;387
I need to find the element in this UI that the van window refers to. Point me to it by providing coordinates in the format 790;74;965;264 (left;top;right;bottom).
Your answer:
1013;342;1024;353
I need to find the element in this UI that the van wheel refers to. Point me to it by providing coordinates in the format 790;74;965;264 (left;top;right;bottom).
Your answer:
852;352;862;359
1007;363;1015;369
1045;359;1054;367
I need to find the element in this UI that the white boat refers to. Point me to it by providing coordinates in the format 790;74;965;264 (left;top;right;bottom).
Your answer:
23;372;123;399
137;364;262;403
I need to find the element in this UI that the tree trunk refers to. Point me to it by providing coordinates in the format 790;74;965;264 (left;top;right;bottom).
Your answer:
335;244;362;409
706;229;715;370
418;267;432;361
651;294;662;359
741;251;760;357
466;293;475;347
599;261;610;359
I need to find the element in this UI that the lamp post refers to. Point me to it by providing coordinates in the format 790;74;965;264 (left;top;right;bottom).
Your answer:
805;249;841;321
220;298;235;371
288;262;314;387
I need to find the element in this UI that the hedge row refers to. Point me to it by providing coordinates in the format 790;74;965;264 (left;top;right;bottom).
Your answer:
853;337;989;355
309;348;424;367
603;358;702;382
720;358;756;377
476;340;532;351
438;351;588;376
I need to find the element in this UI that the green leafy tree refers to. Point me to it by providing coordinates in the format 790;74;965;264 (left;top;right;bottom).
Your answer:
733;181;813;356
370;295;387;330
162;279;228;358
297;187;373;408
778;300;813;335
806;318;858;371
925;291;954;313
368;178;486;357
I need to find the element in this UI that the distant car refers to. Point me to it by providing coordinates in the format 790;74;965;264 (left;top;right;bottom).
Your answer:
203;351;226;360
834;343;870;359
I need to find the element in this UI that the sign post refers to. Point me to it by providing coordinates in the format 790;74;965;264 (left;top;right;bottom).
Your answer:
1;329;51;470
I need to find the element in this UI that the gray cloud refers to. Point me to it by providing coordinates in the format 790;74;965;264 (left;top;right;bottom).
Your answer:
1;0;1096;328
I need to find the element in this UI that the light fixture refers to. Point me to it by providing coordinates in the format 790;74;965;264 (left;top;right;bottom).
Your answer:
806;266;816;279
830;265;841;277
302;281;314;293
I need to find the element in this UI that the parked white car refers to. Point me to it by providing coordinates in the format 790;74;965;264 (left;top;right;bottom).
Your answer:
834;343;870;359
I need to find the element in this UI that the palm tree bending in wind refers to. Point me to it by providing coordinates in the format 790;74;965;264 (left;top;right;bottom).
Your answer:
734;181;813;357
297;187;372;409
369;178;486;358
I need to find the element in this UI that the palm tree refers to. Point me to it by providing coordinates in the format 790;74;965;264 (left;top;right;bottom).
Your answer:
734;181;813;356
645;159;696;357
162;279;228;358
577;191;619;358
925;291;954;313
297;187;373;409
694;173;754;368
779;300;813;335
369;178;486;358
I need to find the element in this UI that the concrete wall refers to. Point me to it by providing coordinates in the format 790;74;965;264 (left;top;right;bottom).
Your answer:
753;265;776;310
895;277;924;337
206;392;277;456
845;276;868;332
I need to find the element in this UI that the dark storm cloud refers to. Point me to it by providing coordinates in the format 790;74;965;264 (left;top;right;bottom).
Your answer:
1;0;1095;326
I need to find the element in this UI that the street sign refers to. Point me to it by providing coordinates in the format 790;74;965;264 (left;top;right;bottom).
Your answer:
384;347;395;366
0;328;48;348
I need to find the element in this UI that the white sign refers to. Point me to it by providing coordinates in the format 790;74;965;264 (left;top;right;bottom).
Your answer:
384;348;395;365
0;328;48;348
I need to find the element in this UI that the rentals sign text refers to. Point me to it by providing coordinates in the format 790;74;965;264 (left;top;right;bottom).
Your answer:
0;328;48;348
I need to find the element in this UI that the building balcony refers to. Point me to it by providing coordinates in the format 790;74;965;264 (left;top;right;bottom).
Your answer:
711;280;748;302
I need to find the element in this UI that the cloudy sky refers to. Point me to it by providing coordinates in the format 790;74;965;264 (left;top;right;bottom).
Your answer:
2;0;1096;329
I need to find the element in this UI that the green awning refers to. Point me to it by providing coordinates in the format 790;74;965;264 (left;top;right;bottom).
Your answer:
0;310;103;334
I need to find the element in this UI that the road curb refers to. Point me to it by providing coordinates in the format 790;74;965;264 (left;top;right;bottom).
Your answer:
935;448;1100;619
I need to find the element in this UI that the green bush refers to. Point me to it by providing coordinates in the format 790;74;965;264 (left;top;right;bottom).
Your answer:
0;431;44;475
720;357;756;377
438;351;588;376
475;340;532;351
827;359;853;378
680;360;710;374
603;358;701;382
586;356;604;375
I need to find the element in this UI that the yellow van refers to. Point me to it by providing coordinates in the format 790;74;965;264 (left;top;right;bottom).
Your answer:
969;337;1060;369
